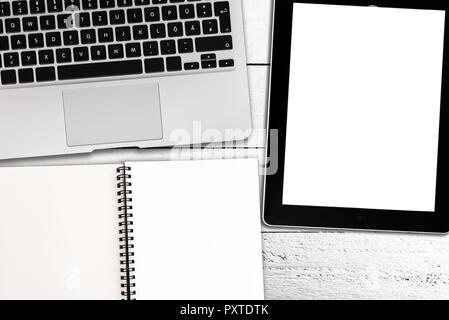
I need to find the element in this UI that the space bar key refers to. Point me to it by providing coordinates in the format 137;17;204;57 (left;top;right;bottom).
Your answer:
58;60;143;80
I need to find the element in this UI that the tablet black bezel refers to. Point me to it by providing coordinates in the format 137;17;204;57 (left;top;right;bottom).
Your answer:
264;0;449;232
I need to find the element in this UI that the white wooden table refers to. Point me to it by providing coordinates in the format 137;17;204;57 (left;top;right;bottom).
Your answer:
2;0;449;299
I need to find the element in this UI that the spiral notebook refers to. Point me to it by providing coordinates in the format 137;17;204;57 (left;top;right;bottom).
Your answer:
0;159;264;300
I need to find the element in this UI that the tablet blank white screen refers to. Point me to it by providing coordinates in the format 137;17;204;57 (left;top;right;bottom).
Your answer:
283;4;445;212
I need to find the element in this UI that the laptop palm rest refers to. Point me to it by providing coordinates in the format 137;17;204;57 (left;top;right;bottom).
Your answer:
62;83;163;147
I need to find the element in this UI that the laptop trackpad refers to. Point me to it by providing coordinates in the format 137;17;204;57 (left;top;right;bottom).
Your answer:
63;83;163;147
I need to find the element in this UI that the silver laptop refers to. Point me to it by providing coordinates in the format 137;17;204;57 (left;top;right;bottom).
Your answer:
0;0;251;159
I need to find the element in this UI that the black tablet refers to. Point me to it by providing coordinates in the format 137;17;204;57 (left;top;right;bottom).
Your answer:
264;0;449;232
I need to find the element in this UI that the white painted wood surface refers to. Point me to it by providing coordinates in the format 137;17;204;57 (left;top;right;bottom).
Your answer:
1;0;449;299
263;232;449;299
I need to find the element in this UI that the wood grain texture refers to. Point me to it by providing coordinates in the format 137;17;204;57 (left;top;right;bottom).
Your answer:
243;0;273;64
263;232;449;299
1;0;449;300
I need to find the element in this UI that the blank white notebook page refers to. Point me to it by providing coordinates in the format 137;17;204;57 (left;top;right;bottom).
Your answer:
283;4;445;211
0;165;121;300
128;159;264;300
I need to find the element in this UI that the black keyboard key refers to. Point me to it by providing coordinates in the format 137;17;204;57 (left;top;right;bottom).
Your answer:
179;4;194;19
108;43;123;58
0;2;11;17
197;3;212;18
36;66;56;82
12;1;28;15
125;42;141;57
56;14;74;30
144;57;164;73
100;0;115;8
201;59;216;69
127;8;143;23
18;68;34;83
110;9;125;24
161;5;177;20
40;15;56;30
134;0;149;5
74;12;90;28
160;40;175;55
195;35;232;52
150;23;165;38
117;0;132;6
23;17;39;31
21;51;37;65
202;19;218;34
152;0;167;4
184;62;199;70
47;0;63;12
65;0;80;9
133;25;148;40
46;32;62;47
3;52;19;67
0;36;9;51
201;53;216;61
177;38;193;53
38;49;54;64
100;0;115;9
201;54;216;65
28;33;44;48
74;46;89;61
30;0;46;14
219;59;234;67
91;45;106;60
92;11;108;26
63;30;79;45
214;1;231;33
58;60;143;80
115;26;131;41
185;21;200;36
143;41;158;56
56;48;72;63
144;7;159;22
11;35;26;50
0;20;3;34
1;70;16;85
81;29;96;43
167;22;183;37
83;0;98;10
98;27;114;42
166;56;181;72
58;14;70;29
5;18;21;33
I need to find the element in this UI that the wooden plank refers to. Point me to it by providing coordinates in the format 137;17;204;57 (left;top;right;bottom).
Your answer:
243;0;273;64
263;232;449;299
243;65;269;148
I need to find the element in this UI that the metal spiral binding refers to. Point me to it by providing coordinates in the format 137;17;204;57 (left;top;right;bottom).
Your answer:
117;165;136;300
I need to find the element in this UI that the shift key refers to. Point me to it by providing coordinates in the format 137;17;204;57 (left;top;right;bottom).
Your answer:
195;36;233;52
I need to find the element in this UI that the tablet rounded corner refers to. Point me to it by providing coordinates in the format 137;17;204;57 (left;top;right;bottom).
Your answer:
262;212;278;228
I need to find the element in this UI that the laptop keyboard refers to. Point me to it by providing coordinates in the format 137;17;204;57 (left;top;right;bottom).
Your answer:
0;0;235;86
